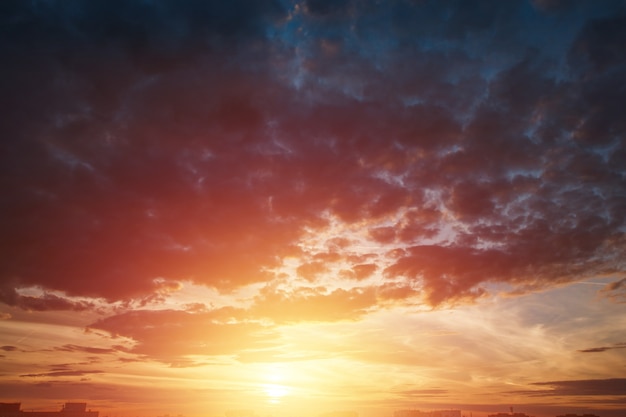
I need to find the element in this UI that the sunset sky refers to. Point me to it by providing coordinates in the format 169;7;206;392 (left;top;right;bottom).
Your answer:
1;1;626;417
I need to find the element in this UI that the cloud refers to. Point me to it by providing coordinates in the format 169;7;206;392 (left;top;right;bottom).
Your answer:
518;378;626;396
0;380;224;414
54;344;119;355
340;264;378;281
251;286;377;323
296;262;329;282
87;308;277;364
578;343;626;353
0;0;625;318
1;346;18;352
0;286;94;312
85;286;400;364
20;370;105;378
600;278;626;303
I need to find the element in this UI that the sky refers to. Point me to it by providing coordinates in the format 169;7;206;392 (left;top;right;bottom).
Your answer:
1;1;626;417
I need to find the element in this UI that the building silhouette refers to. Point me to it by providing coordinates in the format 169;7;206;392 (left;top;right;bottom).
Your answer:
0;403;98;417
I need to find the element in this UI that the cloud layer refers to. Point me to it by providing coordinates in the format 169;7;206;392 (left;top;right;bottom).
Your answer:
1;1;625;314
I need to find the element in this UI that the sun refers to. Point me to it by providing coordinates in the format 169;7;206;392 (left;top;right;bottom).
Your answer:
258;363;292;404
263;383;290;403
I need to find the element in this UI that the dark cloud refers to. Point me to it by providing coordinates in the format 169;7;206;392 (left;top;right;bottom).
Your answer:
515;378;626;396
578;343;626;353
54;344;118;355
305;0;351;16
1;346;18;352
579;347;613;353
0;0;625;313
569;15;626;76
20;370;104;378
0;286;94;311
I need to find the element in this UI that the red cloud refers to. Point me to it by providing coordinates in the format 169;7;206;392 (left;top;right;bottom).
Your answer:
0;0;624;318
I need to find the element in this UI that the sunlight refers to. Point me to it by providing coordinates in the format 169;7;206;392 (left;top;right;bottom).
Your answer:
258;363;293;404
263;383;290;403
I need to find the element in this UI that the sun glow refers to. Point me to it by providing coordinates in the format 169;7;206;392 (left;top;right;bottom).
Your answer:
258;363;293;404
263;383;290;403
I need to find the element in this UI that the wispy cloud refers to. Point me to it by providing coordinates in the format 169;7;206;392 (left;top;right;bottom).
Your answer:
578;343;626;353
600;278;626;303
54;344;119;355
0;287;94;312
20;370;105;378
1;346;18;352
514;378;626;397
